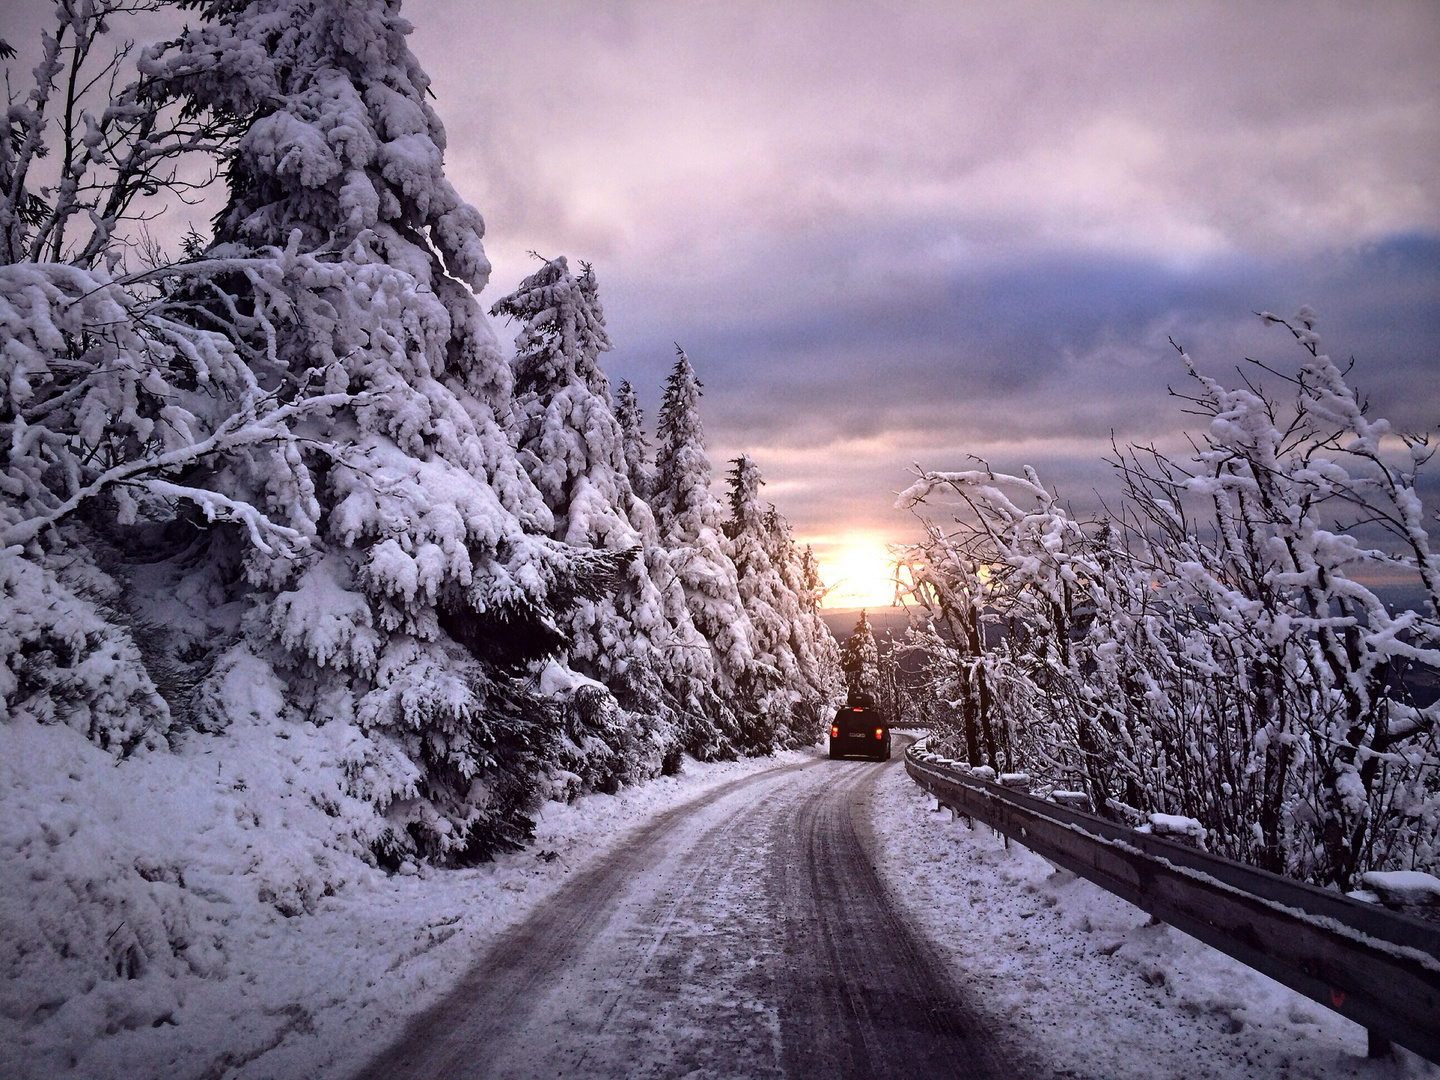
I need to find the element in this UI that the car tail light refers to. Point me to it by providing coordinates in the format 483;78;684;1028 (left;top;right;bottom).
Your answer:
830;725;839;738
875;728;883;739
851;707;863;712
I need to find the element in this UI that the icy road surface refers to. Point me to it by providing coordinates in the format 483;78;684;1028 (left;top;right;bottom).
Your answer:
354;739;1019;1079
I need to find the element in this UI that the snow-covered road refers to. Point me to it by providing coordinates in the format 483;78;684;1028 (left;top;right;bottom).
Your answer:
13;721;1431;1079
354;737;1017;1079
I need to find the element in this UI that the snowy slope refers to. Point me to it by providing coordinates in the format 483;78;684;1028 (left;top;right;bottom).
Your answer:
870;759;1440;1079
0;717;808;1080
9;720;1434;1080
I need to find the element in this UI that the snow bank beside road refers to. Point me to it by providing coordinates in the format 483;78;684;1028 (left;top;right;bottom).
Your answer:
869;760;1440;1080
0;714;806;1080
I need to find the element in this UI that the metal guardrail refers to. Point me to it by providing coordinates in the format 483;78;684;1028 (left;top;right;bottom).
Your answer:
905;742;1440;1063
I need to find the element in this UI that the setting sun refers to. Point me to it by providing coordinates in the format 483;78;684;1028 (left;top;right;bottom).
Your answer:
818;542;900;610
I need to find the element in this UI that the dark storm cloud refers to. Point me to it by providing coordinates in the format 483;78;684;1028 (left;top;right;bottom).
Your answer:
584;230;1440;551
605;231;1438;445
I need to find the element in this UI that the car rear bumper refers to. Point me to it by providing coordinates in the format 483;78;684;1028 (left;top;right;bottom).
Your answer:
829;740;890;760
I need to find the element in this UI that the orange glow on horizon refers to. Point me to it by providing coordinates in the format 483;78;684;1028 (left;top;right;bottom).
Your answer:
817;542;899;610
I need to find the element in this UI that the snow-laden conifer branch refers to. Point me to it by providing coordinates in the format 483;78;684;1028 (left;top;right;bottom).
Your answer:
1;0;843;880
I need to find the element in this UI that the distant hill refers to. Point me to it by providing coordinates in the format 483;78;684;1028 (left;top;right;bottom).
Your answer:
821;607;914;644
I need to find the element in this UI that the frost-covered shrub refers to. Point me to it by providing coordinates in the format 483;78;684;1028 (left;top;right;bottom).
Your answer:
896;466;1091;774
898;312;1440;887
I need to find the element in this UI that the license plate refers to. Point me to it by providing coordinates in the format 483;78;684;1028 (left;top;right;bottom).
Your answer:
848;732;866;738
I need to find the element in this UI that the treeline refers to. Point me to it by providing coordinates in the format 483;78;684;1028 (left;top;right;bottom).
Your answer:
0;0;837;866
892;316;1440;889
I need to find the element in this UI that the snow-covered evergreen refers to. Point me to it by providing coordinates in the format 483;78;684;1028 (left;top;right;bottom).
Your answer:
140;0;659;862
650;350;758;704
490;257;737;770
614;378;655;501
725;454;842;748
2;0;741;868
839;611;881;705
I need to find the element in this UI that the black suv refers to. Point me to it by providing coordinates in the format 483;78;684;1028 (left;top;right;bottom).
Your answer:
829;705;891;761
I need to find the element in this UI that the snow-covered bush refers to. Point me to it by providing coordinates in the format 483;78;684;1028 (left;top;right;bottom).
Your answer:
896;466;1095;775
898;312;1440;887
0;542;168;752
1108;313;1440;885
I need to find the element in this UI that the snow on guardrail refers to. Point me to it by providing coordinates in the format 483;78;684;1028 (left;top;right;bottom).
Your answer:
904;739;1440;1064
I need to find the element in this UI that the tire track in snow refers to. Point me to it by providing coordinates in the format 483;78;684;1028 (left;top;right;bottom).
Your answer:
773;748;1012;1079
353;740;1015;1079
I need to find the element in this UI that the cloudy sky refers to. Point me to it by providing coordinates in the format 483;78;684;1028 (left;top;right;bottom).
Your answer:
402;1;1440;605
5;1;1435;606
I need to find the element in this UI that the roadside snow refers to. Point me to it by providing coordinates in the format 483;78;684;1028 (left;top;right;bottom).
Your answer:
1363;871;1440;909
0;715;806;1080
869;758;1440;1080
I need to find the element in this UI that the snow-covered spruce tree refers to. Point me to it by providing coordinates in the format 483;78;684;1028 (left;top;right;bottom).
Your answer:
838;611;880;705
117;0;641;862
614;378;654;502
724;453;841;748
799;544;827;614
646;346;757;753
491;258;723;775
874;628;912;728
764;499;843;741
